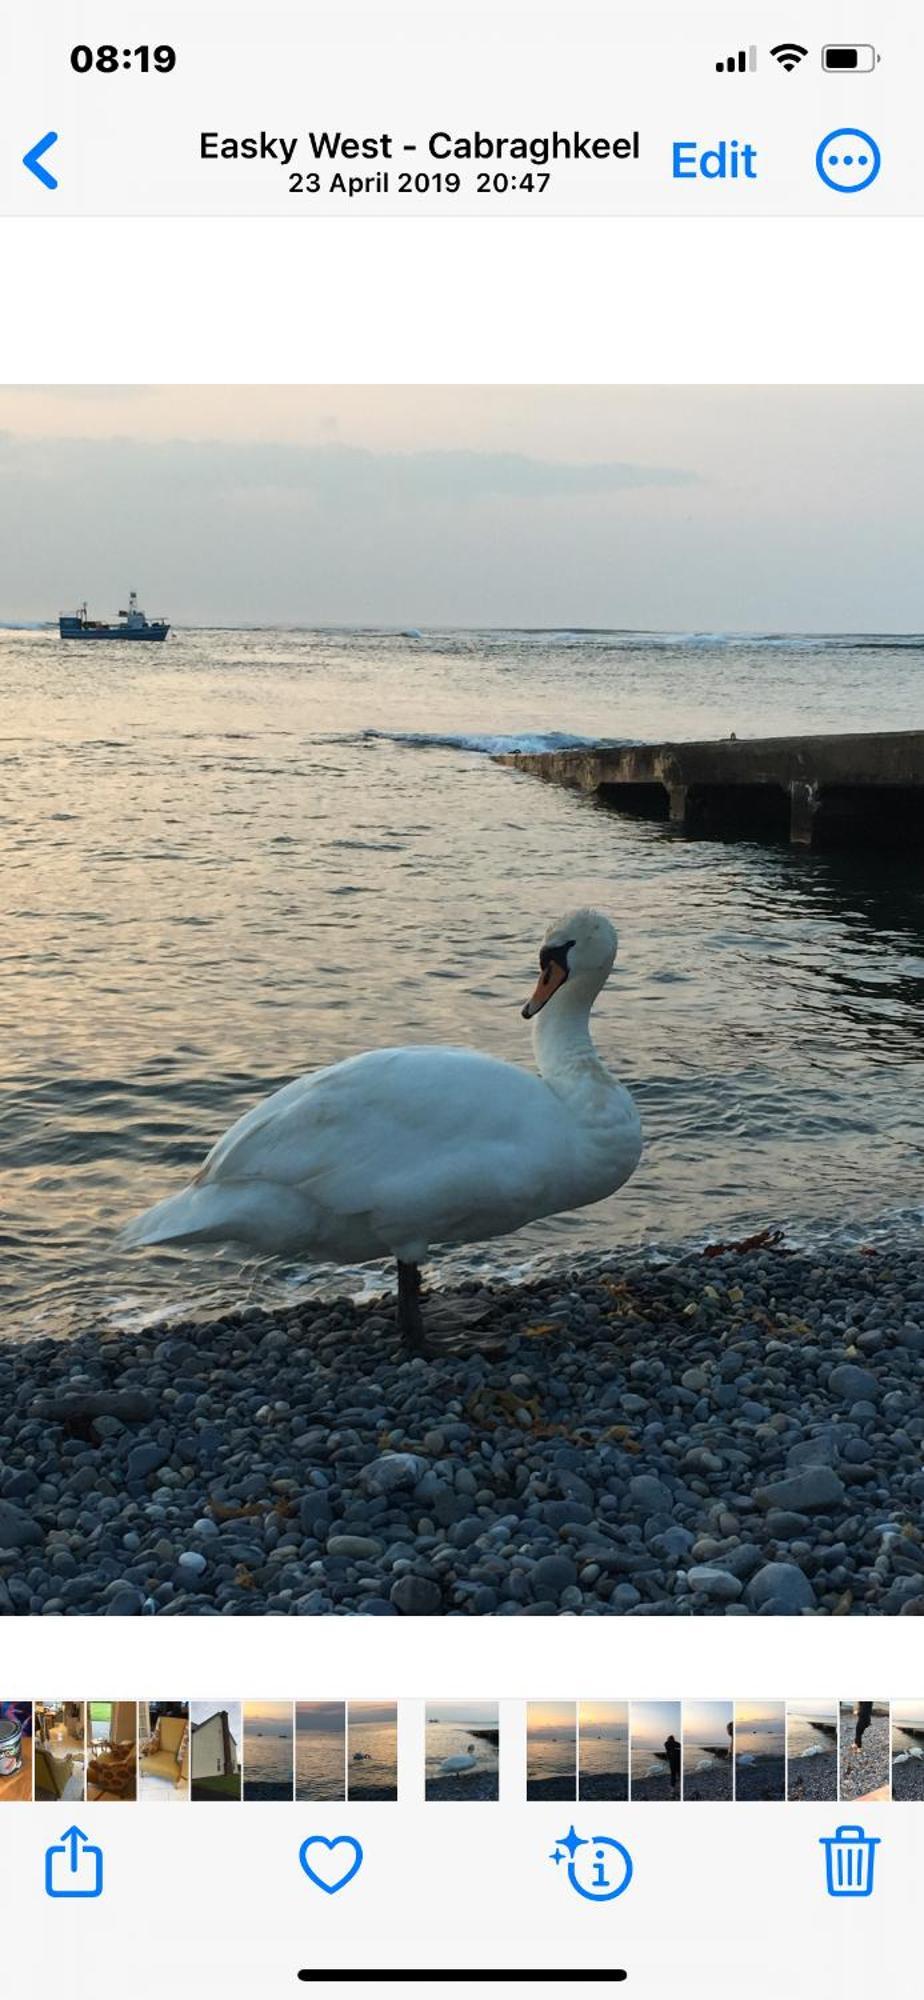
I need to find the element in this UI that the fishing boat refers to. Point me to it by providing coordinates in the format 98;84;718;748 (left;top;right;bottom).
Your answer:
59;591;170;641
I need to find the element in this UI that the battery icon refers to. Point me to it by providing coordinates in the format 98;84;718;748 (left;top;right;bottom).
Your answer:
822;44;880;72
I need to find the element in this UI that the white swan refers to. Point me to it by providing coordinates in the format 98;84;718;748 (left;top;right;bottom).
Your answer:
121;908;642;1350
439;1753;478;1775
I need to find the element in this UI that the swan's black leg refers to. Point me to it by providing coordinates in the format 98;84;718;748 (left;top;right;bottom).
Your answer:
396;1259;426;1353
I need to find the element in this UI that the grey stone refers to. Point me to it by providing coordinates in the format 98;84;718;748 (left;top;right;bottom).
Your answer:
687;1566;743;1601
126;1442;170;1482
787;1431;835;1470
627;1474;673;1514
327;1534;385;1560
359;1453;427;1496
390;1575;442;1614
828;1363;879;1402
765;1510;811;1538
754;1467;845;1513
0;1501;43;1549
105;1586;145;1615
34;1389;155;1424
177;1550;208;1576
745;1561;816;1613
529;1554;579;1598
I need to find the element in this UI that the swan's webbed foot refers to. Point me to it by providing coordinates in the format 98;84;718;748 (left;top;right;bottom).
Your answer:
396;1259;428;1355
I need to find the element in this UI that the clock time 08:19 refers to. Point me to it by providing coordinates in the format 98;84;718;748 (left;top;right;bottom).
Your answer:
70;45;177;73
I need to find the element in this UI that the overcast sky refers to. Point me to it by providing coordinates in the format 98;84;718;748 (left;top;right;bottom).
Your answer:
1;387;922;628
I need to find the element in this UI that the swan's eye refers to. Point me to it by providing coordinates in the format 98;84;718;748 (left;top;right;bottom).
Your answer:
539;940;574;977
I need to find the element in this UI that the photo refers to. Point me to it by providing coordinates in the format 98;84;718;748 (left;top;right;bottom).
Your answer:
243;1701;294;1802
295;1702;346;1802
190;1702;242;1802
630;1701;682;1802
838;1701;890;1804
0;1703;32;1803
682;1700;734;1802
733;1701;786;1802
891;1702;924;1802
787;1701;839;1802
87;1702;138;1801
526;1701;577;1802
3;385;924;1619
347;1702;399;1802
34;1702;87;1803
139;1703;190;1800
578;1702;629;1802
425;1703;499;1801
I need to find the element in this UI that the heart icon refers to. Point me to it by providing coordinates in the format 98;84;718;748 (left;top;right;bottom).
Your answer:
298;1835;364;1896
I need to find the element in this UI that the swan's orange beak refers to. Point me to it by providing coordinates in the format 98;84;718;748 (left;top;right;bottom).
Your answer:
522;959;568;1019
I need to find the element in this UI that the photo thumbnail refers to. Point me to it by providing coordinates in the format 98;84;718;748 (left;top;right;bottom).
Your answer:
0;1702;32;1802
733;1702;786;1803
34;1702;87;1802
892;1702;924;1802
425;1704;499;1801
839;1700;890;1804
631;1702;682;1802
190;1701;242;1801
139;1703;190;1800
786;1702;838;1802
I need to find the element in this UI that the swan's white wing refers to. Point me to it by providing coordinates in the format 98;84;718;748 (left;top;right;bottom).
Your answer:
199;1045;556;1194
126;1036;640;1263
197;1045;565;1248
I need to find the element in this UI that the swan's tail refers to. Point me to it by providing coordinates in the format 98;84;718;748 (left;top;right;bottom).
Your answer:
120;1181;246;1250
120;1176;311;1253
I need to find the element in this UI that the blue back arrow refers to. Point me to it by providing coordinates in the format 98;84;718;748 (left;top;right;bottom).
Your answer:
23;131;58;189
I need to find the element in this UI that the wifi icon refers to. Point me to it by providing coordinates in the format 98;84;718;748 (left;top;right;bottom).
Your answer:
771;42;808;70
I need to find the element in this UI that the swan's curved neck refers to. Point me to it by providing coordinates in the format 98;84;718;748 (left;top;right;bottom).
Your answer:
531;984;609;1088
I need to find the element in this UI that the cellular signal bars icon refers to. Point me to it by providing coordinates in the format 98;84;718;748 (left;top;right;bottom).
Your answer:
716;46;758;73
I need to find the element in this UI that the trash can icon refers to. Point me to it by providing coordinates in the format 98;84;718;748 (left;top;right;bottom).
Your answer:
819;1825;880;1898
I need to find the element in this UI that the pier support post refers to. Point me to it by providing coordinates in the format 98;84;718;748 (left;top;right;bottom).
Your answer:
789;781;819;847
668;784;688;827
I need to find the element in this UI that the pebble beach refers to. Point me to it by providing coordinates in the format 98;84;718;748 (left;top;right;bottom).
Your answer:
1;1237;923;1617
630;1771;680;1802
786;1750;838;1802
578;1771;629;1802
425;1771;499;1802
734;1755;786;1803
526;1774;577;1802
892;1753;924;1803
682;1759;733;1802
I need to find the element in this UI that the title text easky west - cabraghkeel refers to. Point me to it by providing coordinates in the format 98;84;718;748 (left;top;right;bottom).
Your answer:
200;130;641;169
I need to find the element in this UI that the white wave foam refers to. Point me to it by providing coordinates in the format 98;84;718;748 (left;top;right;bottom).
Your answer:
351;726;625;756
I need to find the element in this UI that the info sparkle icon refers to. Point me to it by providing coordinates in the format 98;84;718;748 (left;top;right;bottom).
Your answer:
548;1825;634;1902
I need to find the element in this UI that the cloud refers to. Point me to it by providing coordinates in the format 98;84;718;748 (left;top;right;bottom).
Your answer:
0;430;697;502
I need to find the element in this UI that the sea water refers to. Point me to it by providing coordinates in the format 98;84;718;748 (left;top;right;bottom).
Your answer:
577;1708;629;1781
733;1709;786;1763
3;624;923;1339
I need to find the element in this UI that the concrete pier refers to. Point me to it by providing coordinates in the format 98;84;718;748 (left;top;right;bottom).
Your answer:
496;729;924;849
